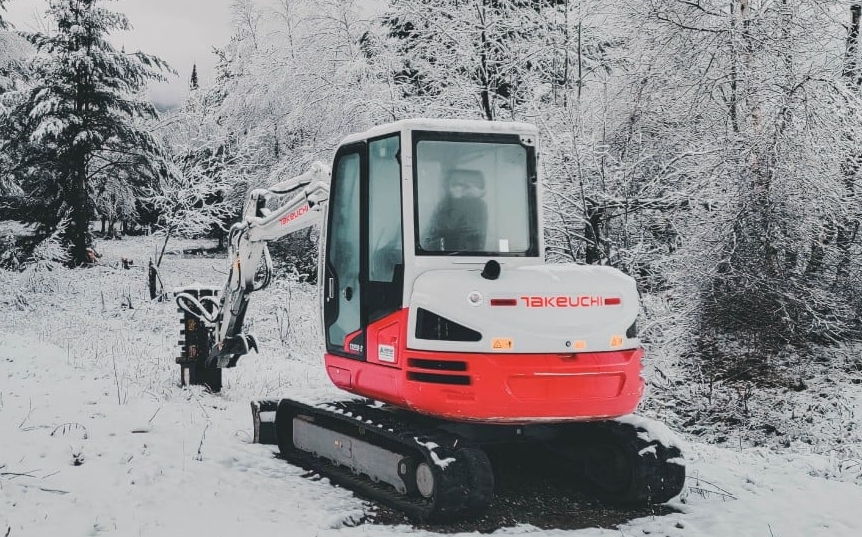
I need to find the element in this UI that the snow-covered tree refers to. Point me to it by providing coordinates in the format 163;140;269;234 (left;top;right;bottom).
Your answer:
0;30;28;99
148;78;247;259
143;155;236;267
181;0;386;190
380;0;640;271
189;63;198;90
165;0;388;282
0;0;172;265
383;0;565;121
1;51;29;198
1;3;34;197
617;0;862;369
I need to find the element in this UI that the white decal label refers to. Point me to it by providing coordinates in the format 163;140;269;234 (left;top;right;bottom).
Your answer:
499;239;510;252
378;344;396;363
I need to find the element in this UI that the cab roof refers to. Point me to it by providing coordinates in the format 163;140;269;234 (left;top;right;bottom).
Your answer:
337;118;538;147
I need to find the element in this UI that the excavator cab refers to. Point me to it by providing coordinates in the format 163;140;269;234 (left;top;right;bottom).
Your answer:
322;121;539;358
320;120;644;423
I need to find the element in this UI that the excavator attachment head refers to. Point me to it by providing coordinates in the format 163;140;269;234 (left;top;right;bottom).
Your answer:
174;284;223;391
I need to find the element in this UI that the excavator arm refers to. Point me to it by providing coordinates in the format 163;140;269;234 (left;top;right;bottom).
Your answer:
175;161;330;367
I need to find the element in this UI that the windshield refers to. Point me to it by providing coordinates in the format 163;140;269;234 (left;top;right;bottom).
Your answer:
415;136;535;256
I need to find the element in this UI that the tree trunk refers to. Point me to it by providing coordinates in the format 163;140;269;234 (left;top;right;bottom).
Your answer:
584;201;604;265
476;2;494;121
69;163;92;266
156;229;172;267
148;260;159;299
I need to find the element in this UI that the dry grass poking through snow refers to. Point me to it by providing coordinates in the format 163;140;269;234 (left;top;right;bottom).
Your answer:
0;235;340;405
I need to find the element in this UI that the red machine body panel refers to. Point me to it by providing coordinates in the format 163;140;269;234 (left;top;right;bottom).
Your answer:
324;309;644;423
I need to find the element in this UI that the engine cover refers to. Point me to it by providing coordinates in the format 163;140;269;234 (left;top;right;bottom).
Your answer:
407;263;640;354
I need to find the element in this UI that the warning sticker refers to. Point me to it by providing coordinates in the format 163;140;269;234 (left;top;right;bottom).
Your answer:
378;344;396;363
491;338;513;350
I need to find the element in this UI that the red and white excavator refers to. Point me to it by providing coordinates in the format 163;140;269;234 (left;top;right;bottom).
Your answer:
174;118;685;521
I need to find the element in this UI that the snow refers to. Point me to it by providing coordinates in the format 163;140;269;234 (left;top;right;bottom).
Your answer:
616;414;687;452
2;236;862;537
413;439;456;470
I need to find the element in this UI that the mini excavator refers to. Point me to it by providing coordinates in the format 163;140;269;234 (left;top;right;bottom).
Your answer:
174;119;685;522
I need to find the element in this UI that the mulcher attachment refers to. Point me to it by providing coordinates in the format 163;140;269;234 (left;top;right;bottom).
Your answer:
175;286;222;392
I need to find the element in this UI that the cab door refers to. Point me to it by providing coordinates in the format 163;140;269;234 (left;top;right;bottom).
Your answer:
366;134;404;324
324;143;365;358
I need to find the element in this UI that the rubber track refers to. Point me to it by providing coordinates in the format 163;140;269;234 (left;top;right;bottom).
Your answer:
556;420;686;506
275;399;494;522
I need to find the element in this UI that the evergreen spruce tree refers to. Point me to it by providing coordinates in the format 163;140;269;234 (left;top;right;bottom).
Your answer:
0;0;172;265
189;63;198;90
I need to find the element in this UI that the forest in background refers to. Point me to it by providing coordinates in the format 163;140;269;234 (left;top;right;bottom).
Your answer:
1;0;862;450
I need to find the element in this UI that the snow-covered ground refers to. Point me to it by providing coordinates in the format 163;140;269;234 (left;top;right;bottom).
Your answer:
2;235;861;537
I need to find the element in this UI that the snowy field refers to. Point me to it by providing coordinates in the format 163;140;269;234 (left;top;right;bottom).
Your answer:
2;235;862;537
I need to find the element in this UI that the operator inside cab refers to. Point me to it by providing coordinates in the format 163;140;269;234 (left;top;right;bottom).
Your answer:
423;169;488;252
414;136;535;257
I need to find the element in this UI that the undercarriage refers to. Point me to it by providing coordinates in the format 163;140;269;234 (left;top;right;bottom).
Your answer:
253;398;685;522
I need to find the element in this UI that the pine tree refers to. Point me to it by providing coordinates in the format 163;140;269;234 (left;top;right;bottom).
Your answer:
189;63;198;90
0;0;172;265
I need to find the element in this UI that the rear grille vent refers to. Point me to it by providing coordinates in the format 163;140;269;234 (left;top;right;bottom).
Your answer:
406;372;471;385
415;308;481;342
407;358;468;371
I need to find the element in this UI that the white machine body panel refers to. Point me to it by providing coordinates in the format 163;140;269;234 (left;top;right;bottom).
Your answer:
407;263;640;354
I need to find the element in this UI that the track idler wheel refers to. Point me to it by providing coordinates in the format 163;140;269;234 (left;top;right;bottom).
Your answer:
415;461;435;498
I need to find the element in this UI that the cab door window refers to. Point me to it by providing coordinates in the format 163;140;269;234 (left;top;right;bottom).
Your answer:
367;135;403;322
324;149;363;356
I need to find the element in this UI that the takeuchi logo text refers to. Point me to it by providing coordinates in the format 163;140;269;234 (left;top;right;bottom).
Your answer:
520;296;621;308
280;204;310;225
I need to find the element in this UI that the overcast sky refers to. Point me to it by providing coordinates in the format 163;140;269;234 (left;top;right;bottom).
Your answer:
3;0;234;109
